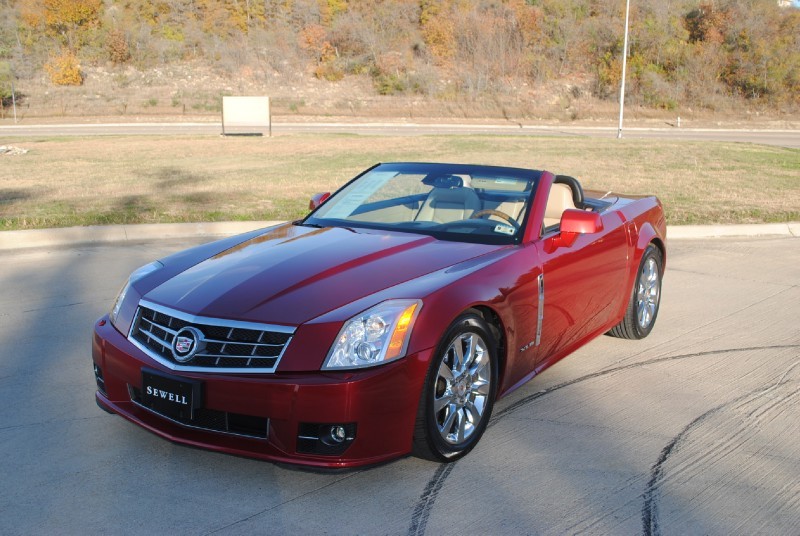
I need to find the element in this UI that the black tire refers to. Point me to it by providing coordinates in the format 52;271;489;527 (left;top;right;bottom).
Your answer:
412;312;498;462
608;244;663;340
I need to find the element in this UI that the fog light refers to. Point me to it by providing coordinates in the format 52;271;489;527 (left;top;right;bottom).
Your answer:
329;425;346;444
297;422;357;455
93;363;106;394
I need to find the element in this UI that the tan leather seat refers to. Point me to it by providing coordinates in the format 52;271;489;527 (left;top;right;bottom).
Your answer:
543;183;576;228
416;187;482;224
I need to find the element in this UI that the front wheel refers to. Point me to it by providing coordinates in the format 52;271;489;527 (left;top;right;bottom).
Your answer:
412;312;498;462
608;243;663;340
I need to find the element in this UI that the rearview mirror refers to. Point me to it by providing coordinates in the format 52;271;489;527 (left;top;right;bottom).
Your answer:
309;192;331;210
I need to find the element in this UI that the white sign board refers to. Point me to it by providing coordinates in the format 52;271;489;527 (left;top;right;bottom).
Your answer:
222;96;271;136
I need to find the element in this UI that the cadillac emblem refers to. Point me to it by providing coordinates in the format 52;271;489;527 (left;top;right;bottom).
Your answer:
171;326;205;363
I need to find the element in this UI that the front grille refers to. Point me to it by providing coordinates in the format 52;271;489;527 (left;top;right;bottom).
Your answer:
129;300;293;373
129;386;269;439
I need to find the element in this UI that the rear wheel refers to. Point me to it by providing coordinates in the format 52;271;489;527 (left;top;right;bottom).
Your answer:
609;244;663;340
412;312;498;462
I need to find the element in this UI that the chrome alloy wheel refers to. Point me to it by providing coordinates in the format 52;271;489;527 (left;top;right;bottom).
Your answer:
636;256;661;329
433;332;492;445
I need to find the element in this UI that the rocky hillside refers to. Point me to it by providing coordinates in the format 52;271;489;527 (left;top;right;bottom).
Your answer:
1;0;798;121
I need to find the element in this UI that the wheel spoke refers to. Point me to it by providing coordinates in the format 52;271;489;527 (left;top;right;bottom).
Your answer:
437;360;454;383
643;260;654;281
433;393;455;414
455;410;466;443
451;336;466;372
465;399;482;425
472;378;491;396
439;406;457;435
649;260;659;281
461;334;475;372
468;348;488;378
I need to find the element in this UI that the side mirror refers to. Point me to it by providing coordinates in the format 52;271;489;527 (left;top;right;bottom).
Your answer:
545;210;604;250
560;209;604;235
309;192;331;210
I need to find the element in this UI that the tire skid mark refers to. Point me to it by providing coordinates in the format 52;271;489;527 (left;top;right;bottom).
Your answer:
567;355;800;534
646;387;797;486
575;363;800;534
407;344;800;536
408;463;455;536
204;469;364;535
601;286;786;371
495;345;797;422
642;359;800;536
641;388;768;536
746;382;800;423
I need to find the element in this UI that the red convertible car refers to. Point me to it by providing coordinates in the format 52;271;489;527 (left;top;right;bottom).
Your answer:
92;162;666;468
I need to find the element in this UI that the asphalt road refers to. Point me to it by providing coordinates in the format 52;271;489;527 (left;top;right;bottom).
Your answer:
1;236;799;535
1;121;798;148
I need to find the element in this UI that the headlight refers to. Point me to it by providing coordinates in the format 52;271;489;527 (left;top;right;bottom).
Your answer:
322;299;422;370
109;261;163;329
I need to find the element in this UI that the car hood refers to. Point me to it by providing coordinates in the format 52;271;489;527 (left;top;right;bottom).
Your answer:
144;224;499;326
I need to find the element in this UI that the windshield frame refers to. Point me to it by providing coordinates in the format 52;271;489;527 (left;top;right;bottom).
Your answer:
301;162;542;245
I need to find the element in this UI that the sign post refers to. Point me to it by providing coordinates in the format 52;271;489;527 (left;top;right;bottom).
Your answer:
222;96;271;136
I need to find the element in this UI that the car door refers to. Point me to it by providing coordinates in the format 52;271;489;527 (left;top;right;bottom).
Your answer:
533;210;629;367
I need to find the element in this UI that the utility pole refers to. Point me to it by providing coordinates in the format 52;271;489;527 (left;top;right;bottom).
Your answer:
617;0;631;139
11;79;17;124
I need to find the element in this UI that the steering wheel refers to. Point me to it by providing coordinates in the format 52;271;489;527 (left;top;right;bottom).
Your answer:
470;209;520;230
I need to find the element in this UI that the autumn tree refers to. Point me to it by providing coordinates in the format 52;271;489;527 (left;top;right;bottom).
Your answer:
420;0;455;64
106;28;130;64
4;0;800;110
44;48;82;85
41;0;102;49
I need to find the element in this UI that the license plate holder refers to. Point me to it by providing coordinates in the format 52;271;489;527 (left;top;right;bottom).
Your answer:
141;368;202;421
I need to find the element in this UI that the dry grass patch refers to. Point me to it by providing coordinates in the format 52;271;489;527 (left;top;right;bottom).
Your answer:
1;134;798;230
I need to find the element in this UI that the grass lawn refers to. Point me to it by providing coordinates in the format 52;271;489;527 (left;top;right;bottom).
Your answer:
1;133;798;230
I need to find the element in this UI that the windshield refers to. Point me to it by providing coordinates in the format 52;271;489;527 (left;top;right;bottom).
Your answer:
303;163;540;245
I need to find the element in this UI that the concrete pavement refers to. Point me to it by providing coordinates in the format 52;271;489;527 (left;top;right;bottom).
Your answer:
0;221;284;250
1;120;798;147
0;235;798;534
1;220;798;250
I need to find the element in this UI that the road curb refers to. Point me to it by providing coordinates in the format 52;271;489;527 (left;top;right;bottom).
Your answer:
668;222;799;239
0;221;282;250
0;221;797;250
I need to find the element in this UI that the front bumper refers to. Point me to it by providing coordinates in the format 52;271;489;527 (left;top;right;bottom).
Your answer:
92;316;431;468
